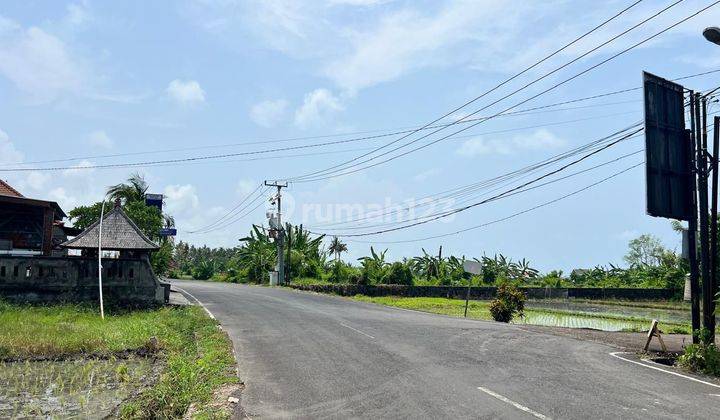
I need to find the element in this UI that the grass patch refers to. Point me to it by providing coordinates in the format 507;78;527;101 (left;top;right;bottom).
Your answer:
0;301;238;418
350;295;692;333
351;296;492;320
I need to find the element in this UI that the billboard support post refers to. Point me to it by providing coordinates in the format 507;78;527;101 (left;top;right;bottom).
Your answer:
688;94;701;343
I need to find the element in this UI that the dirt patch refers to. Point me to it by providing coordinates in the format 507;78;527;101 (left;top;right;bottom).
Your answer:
184;382;247;419
519;324;691;353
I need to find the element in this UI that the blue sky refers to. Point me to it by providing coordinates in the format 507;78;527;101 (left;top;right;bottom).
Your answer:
1;0;720;271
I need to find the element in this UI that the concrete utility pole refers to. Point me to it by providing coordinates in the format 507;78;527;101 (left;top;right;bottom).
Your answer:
265;180;288;285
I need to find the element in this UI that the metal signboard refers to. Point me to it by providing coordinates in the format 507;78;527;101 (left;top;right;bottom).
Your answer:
643;72;692;220
145;193;164;211
159;228;177;237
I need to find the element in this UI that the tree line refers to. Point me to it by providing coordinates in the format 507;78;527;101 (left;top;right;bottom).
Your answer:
65;173;690;290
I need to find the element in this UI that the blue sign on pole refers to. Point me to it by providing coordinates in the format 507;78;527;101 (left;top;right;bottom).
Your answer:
159;228;177;237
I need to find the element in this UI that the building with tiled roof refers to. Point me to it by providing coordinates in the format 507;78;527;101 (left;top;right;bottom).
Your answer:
0;179;24;197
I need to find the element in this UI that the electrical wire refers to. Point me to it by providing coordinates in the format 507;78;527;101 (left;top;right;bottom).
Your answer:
309;123;644;229
346;162;644;244
287;0;649;182
310;128;641;237
291;0;720;182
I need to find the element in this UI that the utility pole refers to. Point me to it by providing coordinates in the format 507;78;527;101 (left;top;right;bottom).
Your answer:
697;94;716;343
265;180;288;285
688;92;701;342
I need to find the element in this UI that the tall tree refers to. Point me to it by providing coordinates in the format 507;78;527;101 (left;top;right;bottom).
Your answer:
328;236;348;262
624;234;666;267
107;172;149;204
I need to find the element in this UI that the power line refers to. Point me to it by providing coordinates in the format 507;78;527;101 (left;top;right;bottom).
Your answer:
309;123;644;229
291;0;709;183
5;73;717;173
287;0;647;182
0;110;639;172
309;147;644;232
310;128;641;237
185;187;271;234
185;183;264;233
346;162;643;244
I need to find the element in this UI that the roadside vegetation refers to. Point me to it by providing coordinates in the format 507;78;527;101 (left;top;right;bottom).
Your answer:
0;301;238;418
168;223;689;293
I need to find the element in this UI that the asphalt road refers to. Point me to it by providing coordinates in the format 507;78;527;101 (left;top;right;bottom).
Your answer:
174;280;720;419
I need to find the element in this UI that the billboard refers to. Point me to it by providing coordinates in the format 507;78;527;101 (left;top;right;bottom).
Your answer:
643;71;692;220
145;193;163;211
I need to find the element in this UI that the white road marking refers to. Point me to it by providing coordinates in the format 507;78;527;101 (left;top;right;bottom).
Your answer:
476;387;551;419
174;285;216;320
339;323;375;339
609;352;720;389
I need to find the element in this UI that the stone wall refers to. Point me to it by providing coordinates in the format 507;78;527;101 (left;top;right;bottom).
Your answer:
288;284;677;301
0;256;165;306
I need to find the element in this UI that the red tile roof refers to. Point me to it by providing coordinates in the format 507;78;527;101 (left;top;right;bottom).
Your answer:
0;180;23;197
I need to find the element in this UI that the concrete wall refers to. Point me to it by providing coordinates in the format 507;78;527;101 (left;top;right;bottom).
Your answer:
0;256;165;306
288;284;677;301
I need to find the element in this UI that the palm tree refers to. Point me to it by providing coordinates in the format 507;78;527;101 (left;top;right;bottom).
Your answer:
328;236;348;262
107;172;149;204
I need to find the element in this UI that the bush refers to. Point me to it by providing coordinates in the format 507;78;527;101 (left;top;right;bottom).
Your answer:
328;261;350;283
192;260;216;281
381;262;414;285
677;329;720;376
489;283;526;323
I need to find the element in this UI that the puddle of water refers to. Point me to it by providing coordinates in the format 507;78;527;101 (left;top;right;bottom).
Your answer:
0;358;153;418
514;311;643;331
526;301;690;324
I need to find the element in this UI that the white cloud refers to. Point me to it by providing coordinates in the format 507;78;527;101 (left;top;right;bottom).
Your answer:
413;168;441;182
250;99;288;127
65;2;91;26
0;128;23;165
88;130;113;149
294;88;344;128
166;79;206;105
62;159;95;177
328;0;391;6
456;129;566;157
236;179;257;197
25;171;50;190
0;21;84;102
164;184;200;217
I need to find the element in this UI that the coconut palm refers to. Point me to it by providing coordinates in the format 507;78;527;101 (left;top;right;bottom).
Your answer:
328;236;348;262
107;172;149;204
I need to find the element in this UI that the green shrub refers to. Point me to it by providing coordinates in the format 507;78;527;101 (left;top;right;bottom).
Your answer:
192;260;216;280
677;329;720;376
489;283;526;323
328;261;351;283
381;262;414;285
